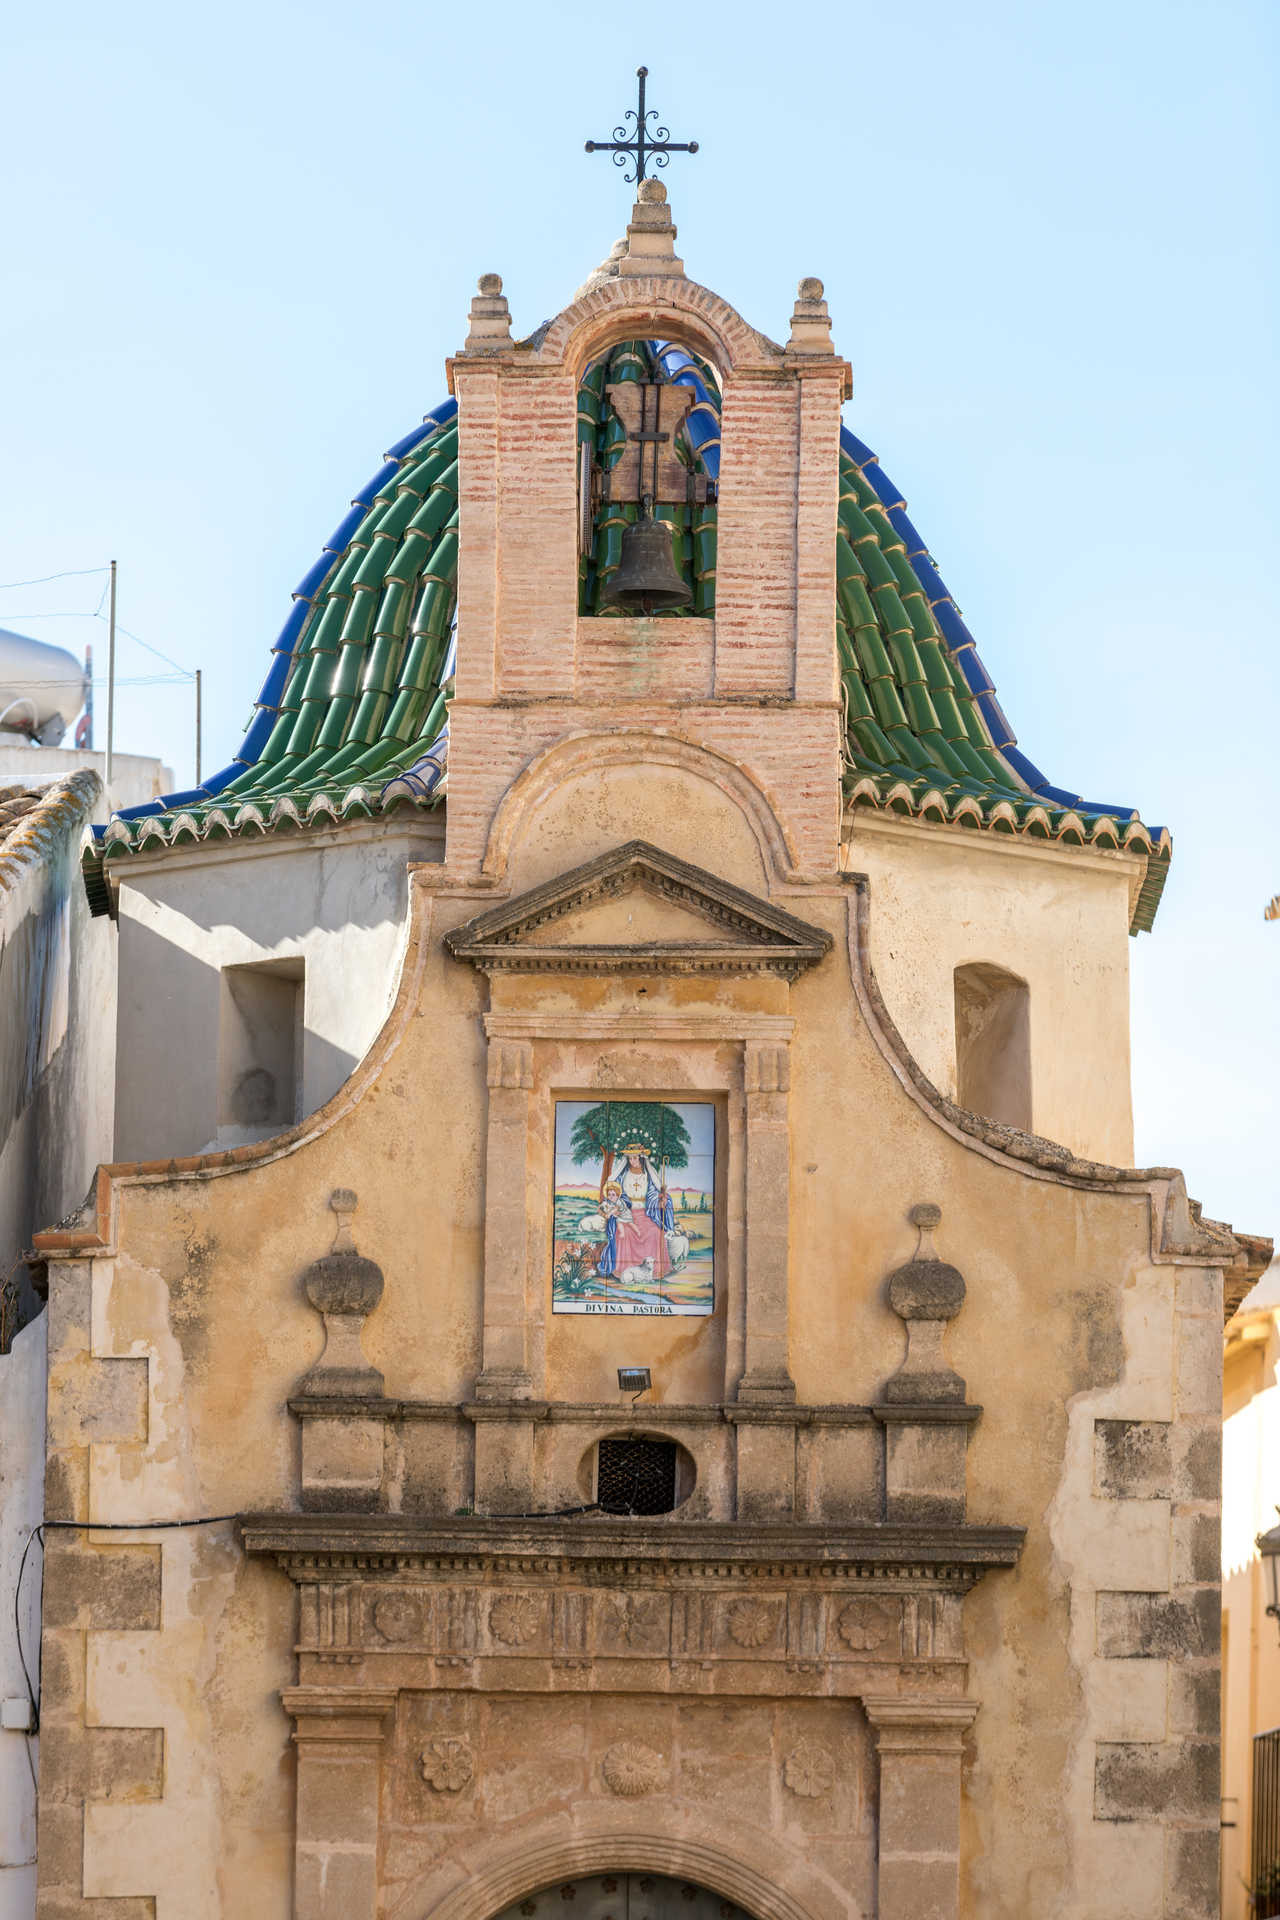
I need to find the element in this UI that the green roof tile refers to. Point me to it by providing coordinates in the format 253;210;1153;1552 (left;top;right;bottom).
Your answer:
88;372;1169;934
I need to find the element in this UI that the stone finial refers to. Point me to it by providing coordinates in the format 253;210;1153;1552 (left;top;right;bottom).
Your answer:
883;1202;967;1403
297;1189;385;1398
464;273;512;351
619;180;684;279
787;275;835;355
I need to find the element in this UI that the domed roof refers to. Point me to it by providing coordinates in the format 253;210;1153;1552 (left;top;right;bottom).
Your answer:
87;355;1169;928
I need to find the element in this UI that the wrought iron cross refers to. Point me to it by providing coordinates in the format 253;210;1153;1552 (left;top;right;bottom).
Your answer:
585;67;699;184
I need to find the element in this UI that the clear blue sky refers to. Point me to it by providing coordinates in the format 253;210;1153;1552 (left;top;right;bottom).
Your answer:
3;0;1276;1237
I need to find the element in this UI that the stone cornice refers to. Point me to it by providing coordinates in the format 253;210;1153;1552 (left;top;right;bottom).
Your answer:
240;1512;1025;1585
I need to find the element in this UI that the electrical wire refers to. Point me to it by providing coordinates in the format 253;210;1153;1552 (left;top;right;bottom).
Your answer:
12;1513;240;1740
0;567;109;592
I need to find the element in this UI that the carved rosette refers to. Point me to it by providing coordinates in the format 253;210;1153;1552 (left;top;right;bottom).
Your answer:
727;1598;777;1649
373;1593;423;1644
837;1598;895;1652
420;1737;474;1793
783;1739;835;1799
601;1740;666;1797
489;1593;539;1646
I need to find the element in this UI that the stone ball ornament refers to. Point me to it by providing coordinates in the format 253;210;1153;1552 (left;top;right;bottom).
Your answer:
301;1246;385;1319
296;1187;387;1399
885;1203;965;1321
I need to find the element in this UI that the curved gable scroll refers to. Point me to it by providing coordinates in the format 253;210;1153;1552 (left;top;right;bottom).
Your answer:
536;275;783;384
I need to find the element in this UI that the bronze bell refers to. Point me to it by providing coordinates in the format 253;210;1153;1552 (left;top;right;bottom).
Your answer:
600;508;692;613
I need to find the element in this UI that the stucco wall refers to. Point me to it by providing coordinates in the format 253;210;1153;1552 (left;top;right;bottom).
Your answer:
34;759;1227;1919
843;808;1140;1166
112;820;444;1164
0;772;115;1330
0;1312;45;1920
1221;1295;1280;1915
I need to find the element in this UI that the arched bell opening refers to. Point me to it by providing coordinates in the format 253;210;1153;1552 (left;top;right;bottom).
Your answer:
577;340;721;618
491;1874;758;1920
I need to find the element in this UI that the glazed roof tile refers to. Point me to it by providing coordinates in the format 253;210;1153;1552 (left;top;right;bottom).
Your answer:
86;361;1169;931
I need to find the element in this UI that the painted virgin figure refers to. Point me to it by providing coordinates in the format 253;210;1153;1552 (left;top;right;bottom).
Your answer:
596;1143;675;1278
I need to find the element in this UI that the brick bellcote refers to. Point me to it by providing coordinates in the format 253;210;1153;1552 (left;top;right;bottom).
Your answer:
443;183;853;880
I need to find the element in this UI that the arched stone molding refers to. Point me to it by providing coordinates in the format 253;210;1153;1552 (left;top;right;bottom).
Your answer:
479;728;802;888
534;275;781;385
388;1802;846;1920
841;873;1247;1268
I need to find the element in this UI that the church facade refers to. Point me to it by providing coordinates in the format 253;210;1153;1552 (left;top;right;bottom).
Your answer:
28;183;1267;1919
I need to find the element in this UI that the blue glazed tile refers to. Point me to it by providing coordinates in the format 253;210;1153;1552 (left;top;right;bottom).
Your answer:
201;765;241;796
424;396;458;427
272;601;311;653
863;462;906;509
888;508;925;554
1037;782;1082;808
1002;746;1048;789
840;427;876;465
293;552;338;600
237;709;275;764
255;653;292;709
908;554;949;603
1078;797;1137;821
110;799;167;821
157;787;207;809
978;692;1015;746
323;506;366;554
384;422;433;460
352;459;401;507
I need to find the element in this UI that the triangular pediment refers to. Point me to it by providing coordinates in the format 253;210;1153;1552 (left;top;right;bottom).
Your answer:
444;841;832;980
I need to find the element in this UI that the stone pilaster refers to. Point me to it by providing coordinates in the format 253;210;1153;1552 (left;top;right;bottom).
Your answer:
283;1688;395;1920
737;1039;794;1405
474;1038;535;1403
862;1696;979;1920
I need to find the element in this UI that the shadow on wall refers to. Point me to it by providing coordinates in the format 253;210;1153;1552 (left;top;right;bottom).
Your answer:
114;920;358;1165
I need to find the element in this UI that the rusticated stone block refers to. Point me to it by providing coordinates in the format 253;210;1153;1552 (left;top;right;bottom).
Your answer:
1094;1738;1218;1822
1169;1664;1220;1738
44;1452;88;1524
1172;1510;1219;1586
40;1539;161;1632
34;1802;85;1892
1096;1590;1218;1660
57;1355;149;1448
39;1725;163;1803
1164;1826;1220;1918
1172;1421;1221;1501
37;1898;156;1919
1094;1420;1171;1500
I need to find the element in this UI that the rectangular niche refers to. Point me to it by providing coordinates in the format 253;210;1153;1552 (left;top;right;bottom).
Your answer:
552;1098;715;1317
216;957;304;1143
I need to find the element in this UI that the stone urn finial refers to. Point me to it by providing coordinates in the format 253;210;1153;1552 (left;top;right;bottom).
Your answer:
464;272;512;351
297;1189;385;1399
883;1202;967;1403
788;275;835;355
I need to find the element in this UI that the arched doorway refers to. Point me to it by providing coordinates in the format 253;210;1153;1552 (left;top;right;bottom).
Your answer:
493;1875;756;1920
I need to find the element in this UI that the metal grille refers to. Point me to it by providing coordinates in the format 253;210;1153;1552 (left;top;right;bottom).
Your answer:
1255;1727;1280;1916
597;1436;677;1515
